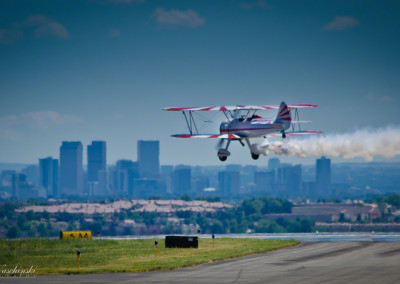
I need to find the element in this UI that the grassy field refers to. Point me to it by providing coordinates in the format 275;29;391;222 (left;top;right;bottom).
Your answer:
0;238;299;275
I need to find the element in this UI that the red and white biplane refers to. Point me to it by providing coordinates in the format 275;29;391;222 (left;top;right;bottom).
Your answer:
163;102;321;161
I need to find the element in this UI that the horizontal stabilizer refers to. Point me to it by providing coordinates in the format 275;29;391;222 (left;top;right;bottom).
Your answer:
291;120;311;124
267;130;322;137
171;134;241;139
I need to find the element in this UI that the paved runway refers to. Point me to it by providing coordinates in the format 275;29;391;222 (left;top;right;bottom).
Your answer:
2;242;400;284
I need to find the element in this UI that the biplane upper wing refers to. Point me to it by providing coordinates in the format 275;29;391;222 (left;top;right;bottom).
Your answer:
172;134;241;139
163;106;241;111
239;104;318;110
163;104;318;111
267;130;323;137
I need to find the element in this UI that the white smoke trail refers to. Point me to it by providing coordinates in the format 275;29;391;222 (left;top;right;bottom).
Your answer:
255;126;400;161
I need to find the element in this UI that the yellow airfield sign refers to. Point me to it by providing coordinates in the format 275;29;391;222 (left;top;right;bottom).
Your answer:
60;231;92;240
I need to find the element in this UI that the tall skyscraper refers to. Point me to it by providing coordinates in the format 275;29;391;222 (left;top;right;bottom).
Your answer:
21;165;39;185
218;171;240;196
192;176;209;195
172;168;191;195
11;173;36;200
276;165;302;197
287;165;302;197
91;170;109;196
11;173;20;199
302;181;317;200
87;141;106;182
60;141;83;196
226;164;241;172
161;165;174;175
254;170;275;192
137;140;160;178
112;159;139;196
268;158;280;170
316;156;331;196
39;157;59;197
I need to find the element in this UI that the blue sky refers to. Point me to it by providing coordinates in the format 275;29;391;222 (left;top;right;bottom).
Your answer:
0;0;399;166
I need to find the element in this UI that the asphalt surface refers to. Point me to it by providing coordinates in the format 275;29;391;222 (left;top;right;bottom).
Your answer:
2;241;400;284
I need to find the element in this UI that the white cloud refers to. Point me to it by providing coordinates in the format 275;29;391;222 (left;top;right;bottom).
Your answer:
0;29;23;44
108;0;145;3
380;96;394;102
365;94;395;103
94;0;145;4
0;111;84;140
21;111;83;129
240;0;269;10
323;16;360;31
21;15;69;39
108;29;121;38
153;8;205;28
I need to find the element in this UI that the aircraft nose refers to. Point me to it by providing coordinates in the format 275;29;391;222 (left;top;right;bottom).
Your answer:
220;122;228;134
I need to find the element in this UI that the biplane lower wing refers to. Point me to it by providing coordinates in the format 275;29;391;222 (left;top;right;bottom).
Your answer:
252;120;311;125
267;130;322;137
172;134;241;139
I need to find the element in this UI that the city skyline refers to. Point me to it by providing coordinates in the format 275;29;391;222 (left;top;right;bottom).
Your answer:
0;1;399;165
2;142;400;202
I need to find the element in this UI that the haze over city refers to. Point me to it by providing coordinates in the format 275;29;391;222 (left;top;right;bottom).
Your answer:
1;0;400;165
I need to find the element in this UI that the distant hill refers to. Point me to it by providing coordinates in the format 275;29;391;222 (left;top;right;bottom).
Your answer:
0;163;30;172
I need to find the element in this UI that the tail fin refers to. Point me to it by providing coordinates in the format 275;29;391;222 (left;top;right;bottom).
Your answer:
276;102;291;122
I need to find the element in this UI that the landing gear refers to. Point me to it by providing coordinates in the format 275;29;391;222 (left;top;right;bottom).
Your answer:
282;131;286;139
218;156;227;162
244;138;260;160
251;153;259;160
217;140;231;162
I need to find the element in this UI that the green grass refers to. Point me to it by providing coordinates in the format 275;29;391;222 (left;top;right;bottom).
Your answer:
0;238;299;275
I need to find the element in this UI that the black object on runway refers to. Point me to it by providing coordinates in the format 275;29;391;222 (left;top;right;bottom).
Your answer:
165;236;198;248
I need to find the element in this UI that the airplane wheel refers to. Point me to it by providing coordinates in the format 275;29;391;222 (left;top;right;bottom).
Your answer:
218;156;227;162
251;153;259;160
282;133;286;139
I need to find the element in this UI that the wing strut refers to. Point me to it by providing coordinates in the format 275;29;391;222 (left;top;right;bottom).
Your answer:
291;108;302;132
222;110;231;121
182;111;199;135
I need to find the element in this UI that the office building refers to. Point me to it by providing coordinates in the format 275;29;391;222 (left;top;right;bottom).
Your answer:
254;170;275;192
276;165;302;197
59;141;83;196
39;157;59;197
87;141;106;182
226;164;241;172
133;178;158;198
218;171;240;196
161;165;174;175
11;173;36;200
268;158;280;170
302;181;317;200
316;156;331;196
1;170;16;185
109;160;139;196
172;168;191;195
95;169;109;196
21;165;39;185
137;140;160;178
192;176;210;195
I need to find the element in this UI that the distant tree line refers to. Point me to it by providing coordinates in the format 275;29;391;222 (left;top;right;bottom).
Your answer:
2;193;400;239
